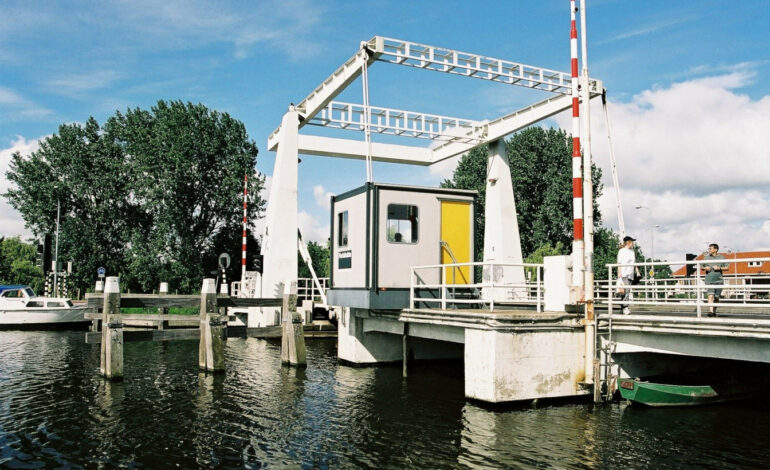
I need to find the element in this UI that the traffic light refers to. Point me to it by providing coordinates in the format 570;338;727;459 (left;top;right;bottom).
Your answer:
685;253;697;277
42;234;52;274
36;243;44;269
254;254;263;274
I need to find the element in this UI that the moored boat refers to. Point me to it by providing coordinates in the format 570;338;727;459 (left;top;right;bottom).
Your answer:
619;377;763;407
0;285;89;328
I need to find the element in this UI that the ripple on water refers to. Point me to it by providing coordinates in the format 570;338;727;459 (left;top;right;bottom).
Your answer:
2;331;770;468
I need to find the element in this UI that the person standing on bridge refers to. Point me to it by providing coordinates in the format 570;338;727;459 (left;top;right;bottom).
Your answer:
703;243;728;317
617;236;640;315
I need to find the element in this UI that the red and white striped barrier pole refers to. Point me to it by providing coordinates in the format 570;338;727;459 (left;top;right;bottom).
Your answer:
570;0;585;300
241;173;248;282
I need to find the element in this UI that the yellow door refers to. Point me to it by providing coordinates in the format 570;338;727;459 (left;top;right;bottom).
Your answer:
440;200;471;284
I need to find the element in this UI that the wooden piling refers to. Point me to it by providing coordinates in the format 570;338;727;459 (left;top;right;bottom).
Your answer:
157;282;169;331
91;280;104;332
402;322;409;378
100;276;123;381
281;282;306;367
198;278;224;373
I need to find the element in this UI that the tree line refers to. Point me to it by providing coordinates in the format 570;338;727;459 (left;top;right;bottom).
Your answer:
4;100;264;294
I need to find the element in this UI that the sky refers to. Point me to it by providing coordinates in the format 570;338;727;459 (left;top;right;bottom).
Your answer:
1;0;769;263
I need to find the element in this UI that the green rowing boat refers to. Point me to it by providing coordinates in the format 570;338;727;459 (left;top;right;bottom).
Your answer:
619;378;760;407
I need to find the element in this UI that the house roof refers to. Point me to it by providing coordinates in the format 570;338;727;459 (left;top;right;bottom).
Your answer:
672;250;770;277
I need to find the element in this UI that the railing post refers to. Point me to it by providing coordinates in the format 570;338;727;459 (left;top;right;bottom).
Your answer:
100;276;123;381
281;281;307;367
199;278;222;372
695;261;702;317
91;280;104;332
536;266;542;312
608;266;614;316
409;267;415;309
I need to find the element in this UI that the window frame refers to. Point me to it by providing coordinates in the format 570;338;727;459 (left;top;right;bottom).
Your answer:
385;203;419;245
337;210;349;248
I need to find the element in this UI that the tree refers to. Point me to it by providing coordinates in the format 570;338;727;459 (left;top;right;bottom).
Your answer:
298;240;330;279
442;126;603;259
0;237;44;293
5;100;264;294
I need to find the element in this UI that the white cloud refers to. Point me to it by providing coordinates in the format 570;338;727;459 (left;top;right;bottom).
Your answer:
312;185;333;210
298;210;329;244
0;136;43;239
560;67;770;260
429;154;461;180
108;0;324;61
47;70;124;96
0;86;53;119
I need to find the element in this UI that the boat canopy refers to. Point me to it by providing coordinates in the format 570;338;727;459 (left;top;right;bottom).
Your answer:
0;285;30;294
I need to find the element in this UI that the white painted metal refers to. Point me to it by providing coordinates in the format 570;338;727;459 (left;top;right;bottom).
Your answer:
368;36;601;95
430;94;576;162
482;140;525;302
262;35;607;324
410;261;544;311
579;0;595;386
257;106;300;326
267;48;377;150
295;135;432;165
308;101;486;144
297;230;328;306
361;49;374;182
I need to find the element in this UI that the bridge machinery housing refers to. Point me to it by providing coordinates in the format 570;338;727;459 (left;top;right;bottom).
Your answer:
259;36;606;403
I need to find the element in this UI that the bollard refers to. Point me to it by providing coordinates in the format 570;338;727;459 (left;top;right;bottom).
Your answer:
91;280;104;332
281;282;307;367
100;276;123;380
157;282;169;330
198;279;224;373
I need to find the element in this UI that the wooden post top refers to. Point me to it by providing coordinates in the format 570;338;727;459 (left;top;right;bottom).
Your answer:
104;276;120;294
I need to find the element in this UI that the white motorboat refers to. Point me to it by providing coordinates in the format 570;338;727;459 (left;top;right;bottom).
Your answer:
0;285;89;328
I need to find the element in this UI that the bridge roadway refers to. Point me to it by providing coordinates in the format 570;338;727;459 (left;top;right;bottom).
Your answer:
597;304;770;370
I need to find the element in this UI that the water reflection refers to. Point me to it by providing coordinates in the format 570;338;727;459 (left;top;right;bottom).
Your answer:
1;331;770;468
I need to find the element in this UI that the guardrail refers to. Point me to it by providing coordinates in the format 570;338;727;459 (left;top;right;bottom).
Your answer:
409;261;543;311
604;257;770;317
230;277;329;303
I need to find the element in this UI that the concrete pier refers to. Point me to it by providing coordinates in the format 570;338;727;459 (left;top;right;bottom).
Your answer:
338;307;588;403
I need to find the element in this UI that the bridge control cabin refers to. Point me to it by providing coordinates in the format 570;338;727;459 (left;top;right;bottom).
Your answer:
328;183;476;310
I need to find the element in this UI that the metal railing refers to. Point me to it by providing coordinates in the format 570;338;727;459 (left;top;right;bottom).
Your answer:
297;277;329;303
604;257;770;317
409;261;544;311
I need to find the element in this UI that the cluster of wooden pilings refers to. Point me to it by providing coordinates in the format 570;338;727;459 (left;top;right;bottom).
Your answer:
95;276;306;381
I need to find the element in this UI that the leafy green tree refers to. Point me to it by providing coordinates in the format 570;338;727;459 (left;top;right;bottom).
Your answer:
5;100;264;294
442;126;603;259
0;237;44;293
524;241;566;280
298;240;330;279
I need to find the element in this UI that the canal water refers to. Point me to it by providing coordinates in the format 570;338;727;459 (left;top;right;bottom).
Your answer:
1;331;769;469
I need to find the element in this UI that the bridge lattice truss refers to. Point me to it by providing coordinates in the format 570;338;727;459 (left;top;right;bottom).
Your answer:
268;36;603;164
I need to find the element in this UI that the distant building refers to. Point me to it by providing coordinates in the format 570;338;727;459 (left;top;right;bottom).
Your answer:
672;250;770;298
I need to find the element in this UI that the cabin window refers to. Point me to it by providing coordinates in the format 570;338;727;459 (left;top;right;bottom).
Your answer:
337;211;349;247
26;301;44;308
2;290;22;298
386;204;419;244
46;301;65;308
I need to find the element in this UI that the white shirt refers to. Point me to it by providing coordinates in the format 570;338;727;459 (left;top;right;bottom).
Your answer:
617;246;636;278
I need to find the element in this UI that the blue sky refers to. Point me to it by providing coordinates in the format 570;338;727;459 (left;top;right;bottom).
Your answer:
2;0;769;261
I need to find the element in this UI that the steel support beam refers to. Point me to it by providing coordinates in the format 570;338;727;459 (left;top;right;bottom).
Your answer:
296;135;432;165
